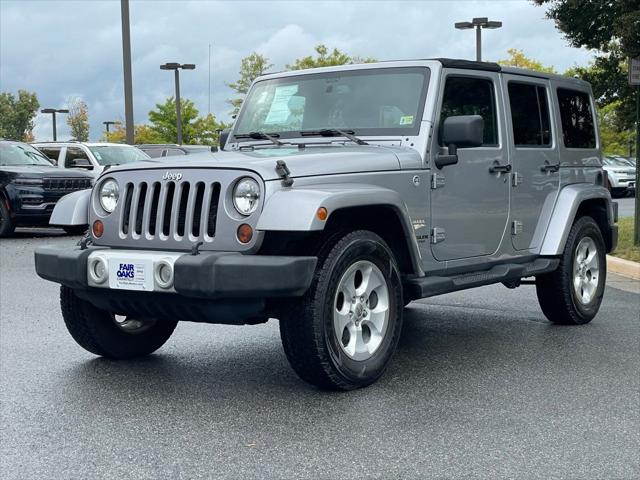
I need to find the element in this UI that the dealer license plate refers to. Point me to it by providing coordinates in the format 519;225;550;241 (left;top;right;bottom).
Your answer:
108;258;154;291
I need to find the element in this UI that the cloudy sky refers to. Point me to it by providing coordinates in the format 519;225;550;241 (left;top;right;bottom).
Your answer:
1;0;596;141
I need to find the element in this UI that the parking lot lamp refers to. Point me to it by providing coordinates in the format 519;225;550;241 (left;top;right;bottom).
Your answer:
103;121;118;135
41;108;69;141
160;63;196;145
454;17;502;61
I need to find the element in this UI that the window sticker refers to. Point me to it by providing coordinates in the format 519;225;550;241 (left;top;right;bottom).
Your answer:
264;85;299;125
93;151;102;160
399;115;414;125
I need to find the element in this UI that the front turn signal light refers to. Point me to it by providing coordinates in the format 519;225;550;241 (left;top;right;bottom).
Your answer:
92;220;104;238
237;223;253;244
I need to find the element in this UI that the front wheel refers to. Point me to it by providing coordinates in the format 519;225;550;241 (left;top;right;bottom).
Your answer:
536;216;606;325
60;286;178;359
0;200;15;237
279;230;403;390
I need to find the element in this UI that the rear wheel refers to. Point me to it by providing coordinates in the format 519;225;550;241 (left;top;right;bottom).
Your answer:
0;200;15;237
536;216;606;325
60;286;178;359
279;230;403;390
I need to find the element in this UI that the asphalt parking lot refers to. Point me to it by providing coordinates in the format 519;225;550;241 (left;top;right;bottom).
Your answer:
1;230;639;479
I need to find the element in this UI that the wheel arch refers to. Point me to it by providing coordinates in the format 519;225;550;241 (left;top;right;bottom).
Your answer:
540;184;616;255
257;185;423;275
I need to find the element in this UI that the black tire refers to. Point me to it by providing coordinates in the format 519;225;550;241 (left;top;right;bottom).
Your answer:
62;225;88;236
0;200;15;237
60;286;178;359
279;230;403;390
536;216;606;325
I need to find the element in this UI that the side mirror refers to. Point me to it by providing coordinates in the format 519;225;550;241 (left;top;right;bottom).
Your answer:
219;128;231;150
435;115;484;169
71;158;93;169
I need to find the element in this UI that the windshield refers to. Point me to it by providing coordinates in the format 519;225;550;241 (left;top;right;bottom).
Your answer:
0;142;54;166
234;67;430;139
88;145;150;166
603;157;632;167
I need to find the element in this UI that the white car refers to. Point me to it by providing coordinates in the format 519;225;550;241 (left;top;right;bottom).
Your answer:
603;156;636;197
32;142;150;177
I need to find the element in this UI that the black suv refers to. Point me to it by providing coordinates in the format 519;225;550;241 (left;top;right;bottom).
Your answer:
0;140;93;237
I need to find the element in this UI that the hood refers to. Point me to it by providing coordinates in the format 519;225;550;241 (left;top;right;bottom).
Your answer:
0;165;93;177
105;144;409;181
603;165;635;175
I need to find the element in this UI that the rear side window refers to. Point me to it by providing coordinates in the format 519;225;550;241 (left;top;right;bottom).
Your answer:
508;83;551;147
64;147;89;168
38;147;61;163
166;148;187;156
440;76;498;146
557;88;596;149
144;149;165;158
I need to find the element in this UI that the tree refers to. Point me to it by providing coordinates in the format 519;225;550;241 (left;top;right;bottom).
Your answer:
498;48;557;73
227;52;273;116
104;124;164;144
0;90;39;141
598;100;635;156
286;44;375;70
148;97;201;144
191;113;228;145
533;0;639;57
66;97;90;141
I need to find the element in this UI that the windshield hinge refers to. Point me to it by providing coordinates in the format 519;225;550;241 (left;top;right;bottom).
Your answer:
275;160;294;187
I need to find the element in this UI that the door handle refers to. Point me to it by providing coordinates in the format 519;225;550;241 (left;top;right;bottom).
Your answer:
489;161;512;174
540;161;560;173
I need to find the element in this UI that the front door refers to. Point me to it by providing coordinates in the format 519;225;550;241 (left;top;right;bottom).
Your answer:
429;72;510;262
502;75;560;251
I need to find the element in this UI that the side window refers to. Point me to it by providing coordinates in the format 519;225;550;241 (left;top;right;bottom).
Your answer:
38;147;61;164
440;76;498;146
556;88;596;149
64;147;89;168
508;82;552;147
144;148;164;158
166;148;187;156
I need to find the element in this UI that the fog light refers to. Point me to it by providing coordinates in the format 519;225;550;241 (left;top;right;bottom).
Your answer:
237;223;253;244
154;260;174;289
88;257;108;284
92;220;104;238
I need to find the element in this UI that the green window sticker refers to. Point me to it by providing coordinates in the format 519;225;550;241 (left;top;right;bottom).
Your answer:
399;115;414;125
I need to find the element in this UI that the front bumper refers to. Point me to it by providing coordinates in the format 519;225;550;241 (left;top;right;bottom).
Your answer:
34;246;317;323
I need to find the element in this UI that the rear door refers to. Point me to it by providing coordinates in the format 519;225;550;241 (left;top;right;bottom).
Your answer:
502;76;560;251
429;70;510;261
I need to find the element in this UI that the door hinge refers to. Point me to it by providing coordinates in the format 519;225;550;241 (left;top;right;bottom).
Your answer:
512;220;523;235
431;173;445;189
431;227;446;244
512;172;523;187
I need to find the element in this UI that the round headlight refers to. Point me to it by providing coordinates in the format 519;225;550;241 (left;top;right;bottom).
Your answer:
233;177;260;215
99;178;119;213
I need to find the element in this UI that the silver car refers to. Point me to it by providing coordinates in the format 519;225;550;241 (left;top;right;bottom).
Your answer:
603;156;636;197
35;59;617;390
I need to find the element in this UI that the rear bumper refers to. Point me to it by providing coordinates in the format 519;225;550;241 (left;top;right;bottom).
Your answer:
34;246;317;323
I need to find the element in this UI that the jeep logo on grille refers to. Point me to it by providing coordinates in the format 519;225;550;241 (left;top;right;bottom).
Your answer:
162;171;183;181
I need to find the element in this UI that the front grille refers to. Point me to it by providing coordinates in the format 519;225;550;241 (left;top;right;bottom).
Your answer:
43;177;92;192
119;180;221;240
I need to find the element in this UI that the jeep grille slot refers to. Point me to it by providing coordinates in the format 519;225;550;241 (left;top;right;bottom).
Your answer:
118;179;222;242
206;182;221;237
121;183;134;234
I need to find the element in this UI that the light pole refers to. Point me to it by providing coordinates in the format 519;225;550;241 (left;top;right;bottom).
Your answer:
160;62;196;145
41;108;69;141
103;121;118;135
455;17;502;62
120;0;134;145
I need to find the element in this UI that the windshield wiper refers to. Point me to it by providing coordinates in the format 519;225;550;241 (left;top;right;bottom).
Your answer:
234;131;284;146
299;129;368;145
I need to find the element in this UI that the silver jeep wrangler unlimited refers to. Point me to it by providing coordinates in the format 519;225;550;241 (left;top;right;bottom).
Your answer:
35;59;618;390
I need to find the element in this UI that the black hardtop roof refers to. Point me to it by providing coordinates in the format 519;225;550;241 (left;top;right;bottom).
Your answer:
430;58;501;72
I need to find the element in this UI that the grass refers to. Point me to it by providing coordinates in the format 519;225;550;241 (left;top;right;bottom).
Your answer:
611;217;640;263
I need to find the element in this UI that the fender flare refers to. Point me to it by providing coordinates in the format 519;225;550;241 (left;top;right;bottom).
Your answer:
49;189;91;226
257;183;423;275
539;184;615;255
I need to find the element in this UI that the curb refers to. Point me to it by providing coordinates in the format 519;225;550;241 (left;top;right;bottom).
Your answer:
607;255;640;280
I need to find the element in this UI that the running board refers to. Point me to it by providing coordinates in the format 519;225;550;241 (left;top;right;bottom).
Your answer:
405;258;559;300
